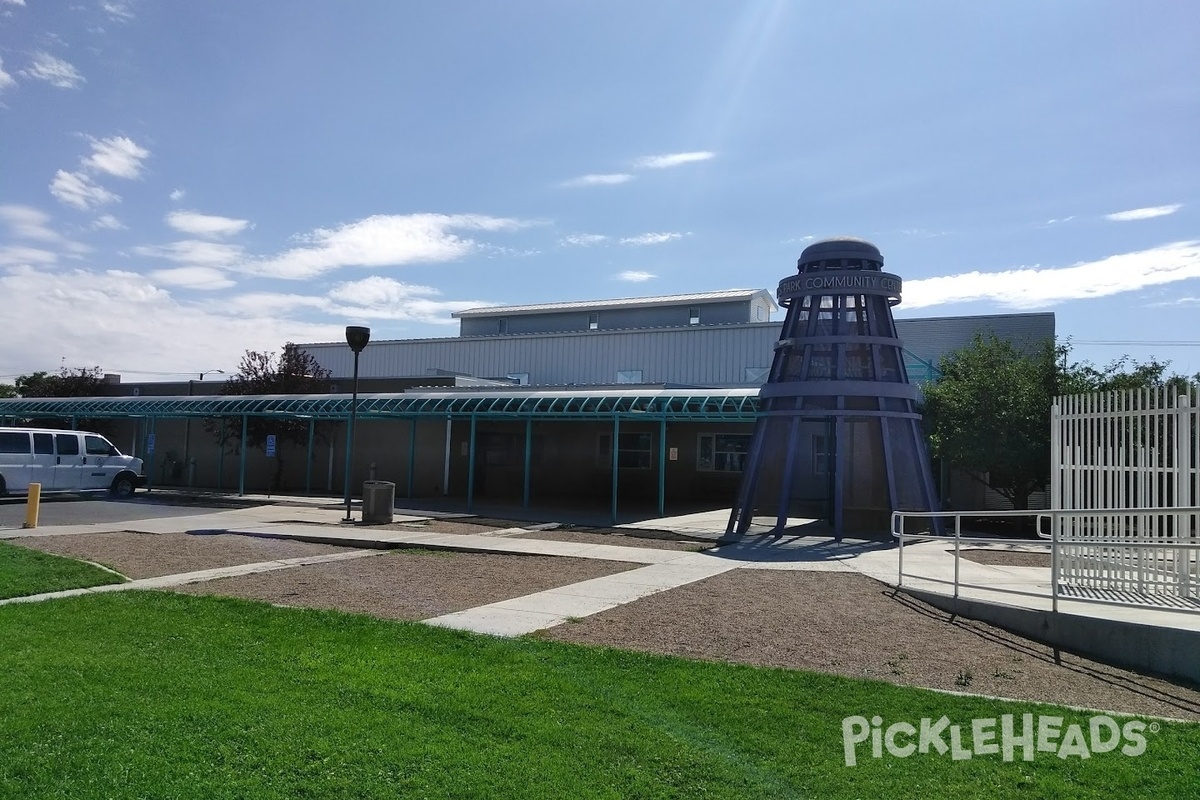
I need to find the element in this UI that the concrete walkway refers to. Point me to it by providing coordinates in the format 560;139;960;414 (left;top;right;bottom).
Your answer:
6;501;1200;642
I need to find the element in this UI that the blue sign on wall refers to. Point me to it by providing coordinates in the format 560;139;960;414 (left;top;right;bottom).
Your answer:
147;433;155;454
266;434;277;457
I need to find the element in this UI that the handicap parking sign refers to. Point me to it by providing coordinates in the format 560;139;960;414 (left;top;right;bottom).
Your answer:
265;434;277;457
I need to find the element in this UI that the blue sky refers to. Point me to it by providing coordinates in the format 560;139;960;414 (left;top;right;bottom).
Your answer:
1;0;1197;381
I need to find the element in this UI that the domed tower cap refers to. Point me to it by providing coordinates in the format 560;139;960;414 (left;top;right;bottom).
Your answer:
798;236;884;268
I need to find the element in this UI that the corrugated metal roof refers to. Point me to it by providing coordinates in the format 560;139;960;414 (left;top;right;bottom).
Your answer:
452;288;777;318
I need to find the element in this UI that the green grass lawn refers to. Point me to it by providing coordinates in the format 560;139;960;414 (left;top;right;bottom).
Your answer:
0;592;1196;799
0;539;126;599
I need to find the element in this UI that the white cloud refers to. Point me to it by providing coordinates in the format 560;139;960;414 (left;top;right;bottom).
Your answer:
21;52;84;89
147;266;236;291
633;151;715;169
904;241;1200;310
101;1;134;20
560;233;608;247
562;173;635;188
82;136;150;179
0;57;16;92
49;169;119;210
132;239;244;268
0;204;59;241
2;0;27;6
246;213;528;280
165;210;250;238
1105;204;1182;222
616;270;656;282
169;188;185;201
325;276;483;322
0;265;343;376
0;246;58;266
91;213;124;230
619;232;684;246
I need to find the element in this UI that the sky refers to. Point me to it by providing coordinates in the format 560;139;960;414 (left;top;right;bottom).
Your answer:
1;0;1198;382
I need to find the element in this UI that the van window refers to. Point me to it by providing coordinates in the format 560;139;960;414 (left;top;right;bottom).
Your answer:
33;433;54;455
56;434;80;456
0;432;30;454
85;436;115;456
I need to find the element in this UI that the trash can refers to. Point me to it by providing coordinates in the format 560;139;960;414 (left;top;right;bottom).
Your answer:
361;480;395;524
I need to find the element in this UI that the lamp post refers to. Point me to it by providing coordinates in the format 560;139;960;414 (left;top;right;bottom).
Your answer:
343;326;370;521
183;369;226;487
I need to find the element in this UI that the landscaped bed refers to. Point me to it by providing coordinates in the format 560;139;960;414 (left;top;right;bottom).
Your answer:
172;549;636;620
0;590;1196;799
8;531;351;579
540;569;1200;721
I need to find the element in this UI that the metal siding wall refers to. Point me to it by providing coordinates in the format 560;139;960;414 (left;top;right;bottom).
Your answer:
303;314;1052;386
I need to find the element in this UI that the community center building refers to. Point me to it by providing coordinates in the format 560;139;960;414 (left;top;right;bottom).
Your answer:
0;283;1053;523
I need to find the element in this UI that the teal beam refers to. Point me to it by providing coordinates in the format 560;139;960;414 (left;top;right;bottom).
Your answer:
218;419;225;491
466;414;477;512
522;418;532;509
305;418;315;496
239;414;248;497
407;418;416;499
610;416;620;525
657;418;667;517
146;417;156;491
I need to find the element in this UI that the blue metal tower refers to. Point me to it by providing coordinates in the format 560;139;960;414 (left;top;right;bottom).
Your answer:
725;237;939;539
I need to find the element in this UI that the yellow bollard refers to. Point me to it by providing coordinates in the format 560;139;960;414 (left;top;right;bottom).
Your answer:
23;482;41;529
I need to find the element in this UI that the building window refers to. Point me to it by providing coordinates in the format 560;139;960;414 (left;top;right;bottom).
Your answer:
588;313;599;331
743;367;769;384
506;372;529;385
688;306;700;325
697;433;750;472
813;434;831;475
497;318;508;334
616;369;643;384
597;432;653;470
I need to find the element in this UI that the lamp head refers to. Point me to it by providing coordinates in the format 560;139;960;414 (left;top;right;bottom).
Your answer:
345;325;371;354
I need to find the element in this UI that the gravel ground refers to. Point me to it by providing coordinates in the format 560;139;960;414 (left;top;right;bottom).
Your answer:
9;532;349;579
539;570;1200;721
959;548;1051;568
379;518;708;551
173;551;635;620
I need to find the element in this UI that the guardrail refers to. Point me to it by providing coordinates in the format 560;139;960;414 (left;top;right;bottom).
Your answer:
892;508;1200;616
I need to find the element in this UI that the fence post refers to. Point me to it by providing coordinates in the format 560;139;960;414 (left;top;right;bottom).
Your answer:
953;513;961;599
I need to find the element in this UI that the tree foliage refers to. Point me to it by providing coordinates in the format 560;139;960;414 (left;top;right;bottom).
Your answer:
205;343;333;490
0;383;16;399
14;367;105;397
922;336;1196;511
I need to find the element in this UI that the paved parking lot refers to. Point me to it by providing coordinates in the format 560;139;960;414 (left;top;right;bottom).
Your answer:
0;493;231;530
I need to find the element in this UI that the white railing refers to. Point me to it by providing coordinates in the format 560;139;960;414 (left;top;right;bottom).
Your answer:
892;508;1200;615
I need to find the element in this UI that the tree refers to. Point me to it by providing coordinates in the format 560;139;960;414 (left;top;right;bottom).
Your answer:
15;366;105;397
923;335;1058;511
0;383;15;398
922;337;1194;511
205;343;332;490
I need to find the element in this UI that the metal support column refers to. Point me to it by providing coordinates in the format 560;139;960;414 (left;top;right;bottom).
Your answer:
523;418;533;509
305;418;315;496
657;418;667;517
218;419;225;491
466;414;477;512
610;416;620;525
146;417;157;491
407;418;416;499
238;414;248;497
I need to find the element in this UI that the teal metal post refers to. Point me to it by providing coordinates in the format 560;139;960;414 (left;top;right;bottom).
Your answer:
466;414;477;511
305;418;315;496
610;416;620;524
238;414;248;497
218;419;225;491
657;418;667;517
146;417;156;490
407;418;416;499
522;418;532;509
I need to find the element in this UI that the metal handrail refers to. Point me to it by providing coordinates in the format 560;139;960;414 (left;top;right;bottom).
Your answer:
892;508;1200;615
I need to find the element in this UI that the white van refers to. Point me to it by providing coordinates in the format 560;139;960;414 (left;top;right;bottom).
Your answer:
0;427;147;498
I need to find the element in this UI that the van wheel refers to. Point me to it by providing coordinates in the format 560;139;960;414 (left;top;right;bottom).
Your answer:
110;474;136;498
